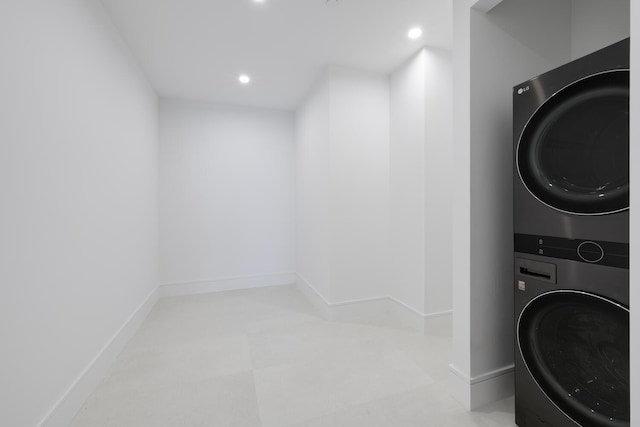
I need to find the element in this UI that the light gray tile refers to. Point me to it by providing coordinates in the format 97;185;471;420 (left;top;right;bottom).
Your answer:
71;372;261;427
72;285;515;427
247;318;396;370
253;343;436;427
287;382;493;427
473;396;518;427
381;328;453;381
97;334;252;393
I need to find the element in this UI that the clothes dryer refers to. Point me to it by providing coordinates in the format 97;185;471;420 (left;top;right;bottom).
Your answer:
514;38;629;243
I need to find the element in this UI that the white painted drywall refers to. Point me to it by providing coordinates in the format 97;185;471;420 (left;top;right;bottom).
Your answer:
451;0;574;409
630;1;639;421
450;0;474;407
295;75;333;298
159;100;296;286
571;0;630;59
389;51;427;312
469;0;571;378
424;48;454;315
300;55;453;317
0;1;158;425
295;66;390;304
328;66;391;302
388;47;454;317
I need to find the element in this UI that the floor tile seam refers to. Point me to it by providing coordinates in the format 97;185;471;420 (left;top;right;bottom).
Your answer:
244;369;264;427
249;337;440;377
245;332;378;353
251;367;285;427
390;347;452;379
382;335;453;363
347;342;442;381
126;328;253;346
274;383;446;427
90;368;258;398
252;355;439;423
244;317;327;338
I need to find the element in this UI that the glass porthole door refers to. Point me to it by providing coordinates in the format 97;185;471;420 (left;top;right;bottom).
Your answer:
518;291;630;427
516;70;629;215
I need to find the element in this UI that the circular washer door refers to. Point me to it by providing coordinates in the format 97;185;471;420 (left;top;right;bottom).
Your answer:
517;70;629;215
518;291;629;427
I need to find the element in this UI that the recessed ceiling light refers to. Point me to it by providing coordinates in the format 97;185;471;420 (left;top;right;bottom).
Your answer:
407;27;423;40
238;74;251;85
253;0;265;3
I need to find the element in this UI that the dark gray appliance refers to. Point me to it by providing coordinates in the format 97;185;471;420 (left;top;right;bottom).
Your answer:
514;241;629;427
514;38;629;242
513;39;630;427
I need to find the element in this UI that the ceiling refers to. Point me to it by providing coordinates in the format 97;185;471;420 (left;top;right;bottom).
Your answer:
100;0;453;110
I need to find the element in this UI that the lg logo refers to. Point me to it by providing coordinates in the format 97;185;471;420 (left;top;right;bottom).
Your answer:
517;85;530;95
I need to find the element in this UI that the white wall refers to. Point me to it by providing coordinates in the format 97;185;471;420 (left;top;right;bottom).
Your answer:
0;1;158;426
297;58;453;326
159;100;296;289
451;0;474;404
451;0;573;409
295;75;333;298
423;48;454;316
390;52;427;312
329;66;390;302
295;66;390;304
389;48;454;317
469;0;571;377
571;0;630;59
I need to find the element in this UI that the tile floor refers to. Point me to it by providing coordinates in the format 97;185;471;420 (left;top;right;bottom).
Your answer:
71;285;516;427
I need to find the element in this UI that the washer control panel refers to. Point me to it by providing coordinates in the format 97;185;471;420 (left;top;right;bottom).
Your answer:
514;234;628;269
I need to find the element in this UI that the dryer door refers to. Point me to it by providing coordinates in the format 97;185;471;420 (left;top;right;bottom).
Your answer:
518;290;629;427
516;70;629;215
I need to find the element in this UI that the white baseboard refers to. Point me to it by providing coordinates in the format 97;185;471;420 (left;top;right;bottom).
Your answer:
39;287;159;427
294;274;334;319
43;273;448;427
159;272;297;297
40;273;295;426
423;310;453;337
448;363;515;410
330;296;406;329
295;273;451;334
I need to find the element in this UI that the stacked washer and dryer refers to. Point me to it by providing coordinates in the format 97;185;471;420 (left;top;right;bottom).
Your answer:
513;39;630;427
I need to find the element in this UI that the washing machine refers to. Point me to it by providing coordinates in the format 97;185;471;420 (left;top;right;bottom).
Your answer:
513;39;630;427
514;250;629;427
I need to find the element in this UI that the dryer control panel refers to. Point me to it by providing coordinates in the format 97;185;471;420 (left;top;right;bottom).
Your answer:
514;233;629;269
